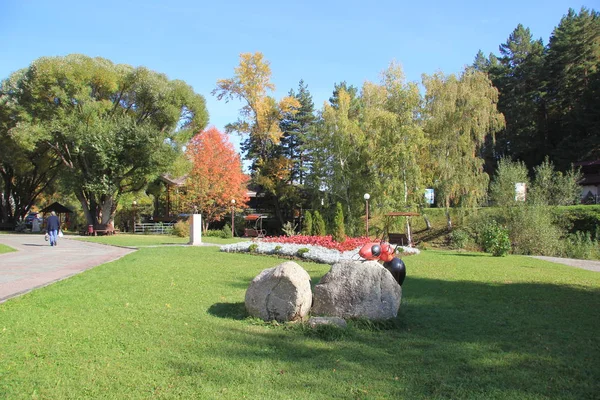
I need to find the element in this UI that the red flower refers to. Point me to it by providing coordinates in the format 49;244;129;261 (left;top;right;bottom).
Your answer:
262;235;372;252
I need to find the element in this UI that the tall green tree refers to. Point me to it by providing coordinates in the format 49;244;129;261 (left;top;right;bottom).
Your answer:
545;7;600;169
0;69;63;224
475;25;546;171
422;69;505;228
362;62;425;213
279;80;316;185
304;88;369;235
2;54;208;226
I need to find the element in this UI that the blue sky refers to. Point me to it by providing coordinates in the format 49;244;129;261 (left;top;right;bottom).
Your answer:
1;0;592;153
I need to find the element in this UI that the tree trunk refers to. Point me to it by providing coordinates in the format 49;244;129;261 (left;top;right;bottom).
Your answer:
76;191;95;226
405;217;412;246
100;195;115;225
423;214;432;230
445;208;453;230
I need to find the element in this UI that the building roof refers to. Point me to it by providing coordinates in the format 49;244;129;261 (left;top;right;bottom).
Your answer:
574;160;600;167
40;202;73;214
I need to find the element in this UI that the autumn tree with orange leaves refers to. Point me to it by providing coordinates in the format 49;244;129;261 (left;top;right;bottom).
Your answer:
212;52;300;225
182;127;249;232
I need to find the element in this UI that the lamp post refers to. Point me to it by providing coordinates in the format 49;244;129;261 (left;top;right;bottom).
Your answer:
364;193;370;237
231;199;236;237
132;201;137;234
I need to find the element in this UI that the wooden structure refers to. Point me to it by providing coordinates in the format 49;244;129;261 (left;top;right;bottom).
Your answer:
154;174;187;222
243;214;267;238
40;202;73;230
384;212;420;246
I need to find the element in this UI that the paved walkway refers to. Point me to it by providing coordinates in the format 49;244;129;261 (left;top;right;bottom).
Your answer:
529;256;600;272
0;234;136;303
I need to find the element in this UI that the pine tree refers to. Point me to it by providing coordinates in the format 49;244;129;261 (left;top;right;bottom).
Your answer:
484;24;547;170
545;8;600;168
312;210;326;236
302;210;313;235
279;80;316;185
332;202;346;242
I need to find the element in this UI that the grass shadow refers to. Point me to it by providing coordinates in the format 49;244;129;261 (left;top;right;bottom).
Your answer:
207;302;247;320
186;276;600;399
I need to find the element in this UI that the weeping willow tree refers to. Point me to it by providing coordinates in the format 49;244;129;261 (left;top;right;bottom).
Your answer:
361;62;426;240
422;68;505;228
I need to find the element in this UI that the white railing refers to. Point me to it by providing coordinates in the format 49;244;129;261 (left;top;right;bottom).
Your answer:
133;222;175;234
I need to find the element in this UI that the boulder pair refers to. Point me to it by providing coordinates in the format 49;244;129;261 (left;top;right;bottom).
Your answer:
245;260;402;323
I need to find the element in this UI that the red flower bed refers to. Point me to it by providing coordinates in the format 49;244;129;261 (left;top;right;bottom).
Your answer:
262;235;373;252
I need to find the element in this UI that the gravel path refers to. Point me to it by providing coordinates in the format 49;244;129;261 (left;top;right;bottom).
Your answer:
529;256;600;272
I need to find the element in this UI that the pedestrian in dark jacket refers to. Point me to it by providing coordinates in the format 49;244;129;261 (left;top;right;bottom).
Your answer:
46;211;60;247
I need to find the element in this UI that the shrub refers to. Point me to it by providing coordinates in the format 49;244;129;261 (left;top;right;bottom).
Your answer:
313;211;326;236
529;157;582;206
563;232;599;260
480;220;511;257
489;157;529;207
449;229;470;250
554;206;600;239
221;223;233;239
504;205;563;256
302;211;313;236
248;243;259;253
296;247;310;257
332;202;346;243
172;219;189;237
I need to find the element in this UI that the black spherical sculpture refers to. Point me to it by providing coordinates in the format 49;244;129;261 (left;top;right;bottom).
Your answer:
383;257;406;286
371;244;381;257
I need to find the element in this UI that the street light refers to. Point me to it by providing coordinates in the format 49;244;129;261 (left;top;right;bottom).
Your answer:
132;201;137;234
231;199;236;237
364;193;370;237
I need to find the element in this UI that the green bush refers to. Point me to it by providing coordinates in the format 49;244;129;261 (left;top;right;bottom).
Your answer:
248;243;259;253
296;248;310;257
302;211;313;235
172;219;190;238
489;157;529;207
221;224;233;239
312;211;326;236
563;232;599;260
480;220;511;257
554;206;600;239
449;229;470;250
504;205;562;256
332;202;346;243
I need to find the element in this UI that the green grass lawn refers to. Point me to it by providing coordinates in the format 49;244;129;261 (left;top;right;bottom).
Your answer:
70;233;248;247
1;248;599;399
0;243;15;254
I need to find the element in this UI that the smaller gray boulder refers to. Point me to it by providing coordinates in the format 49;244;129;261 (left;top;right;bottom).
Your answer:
245;261;312;322
308;317;347;329
312;260;401;320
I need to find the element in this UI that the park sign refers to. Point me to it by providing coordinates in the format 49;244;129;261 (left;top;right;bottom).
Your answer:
425;189;434;205
515;183;526;202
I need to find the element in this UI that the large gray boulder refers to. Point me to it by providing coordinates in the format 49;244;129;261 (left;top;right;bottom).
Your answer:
312;260;401;320
245;261;312;322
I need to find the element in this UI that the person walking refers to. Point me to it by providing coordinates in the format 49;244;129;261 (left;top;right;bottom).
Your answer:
46;211;60;247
